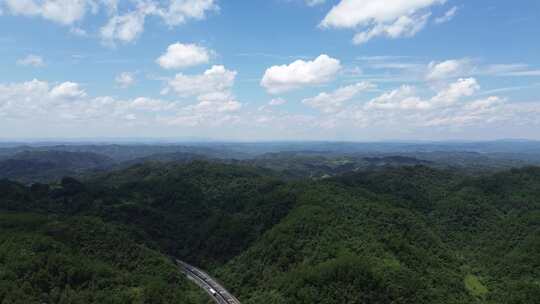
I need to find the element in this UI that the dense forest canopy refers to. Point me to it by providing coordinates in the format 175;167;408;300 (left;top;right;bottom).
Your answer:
0;144;539;303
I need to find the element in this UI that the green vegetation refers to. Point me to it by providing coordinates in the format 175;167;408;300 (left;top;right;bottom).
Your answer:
464;275;488;297
1;160;539;303
0;151;113;182
0;213;206;304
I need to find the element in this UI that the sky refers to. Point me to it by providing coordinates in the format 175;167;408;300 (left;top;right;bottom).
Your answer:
0;0;539;141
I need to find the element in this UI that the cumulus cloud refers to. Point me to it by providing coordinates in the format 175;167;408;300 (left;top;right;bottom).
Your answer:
426;58;474;81
353;13;431;45
100;0;217;45
261;54;342;94
431;78;480;106
321;0;444;28
323;77;540;136
128;97;175;112
0;79;50;114
157;0;218;26
366;85;431;110
157;43;211;70
424;96;506;127
258;98;288;112
99;3;154;45
463;96;503;112
1;77;539;139
49;82;87;99
3;0;90;25
303;82;374;113
163;65;242;117
3;0;218;45
165;65;236;97
115;72;136;88
0;79;160;124
0;77;243;133
17;54;45;67
0;80;118;124
320;0;447;44
190;94;242;113
366;78;479;111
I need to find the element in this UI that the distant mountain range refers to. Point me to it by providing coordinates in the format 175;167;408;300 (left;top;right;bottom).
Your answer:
2;142;540;183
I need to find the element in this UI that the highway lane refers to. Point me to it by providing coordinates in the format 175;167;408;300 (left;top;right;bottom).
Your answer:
176;260;241;304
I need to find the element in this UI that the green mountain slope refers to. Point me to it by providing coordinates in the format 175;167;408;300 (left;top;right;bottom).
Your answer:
0;213;206;304
0;151;114;182
1;163;539;303
214;166;540;304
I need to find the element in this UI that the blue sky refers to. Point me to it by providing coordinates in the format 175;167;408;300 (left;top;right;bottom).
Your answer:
1;0;539;141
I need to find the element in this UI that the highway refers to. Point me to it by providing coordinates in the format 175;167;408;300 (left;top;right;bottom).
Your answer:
176;259;241;304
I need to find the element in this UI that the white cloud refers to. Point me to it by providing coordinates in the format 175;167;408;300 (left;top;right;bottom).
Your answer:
0;78;241;132
157;0;218;26
269;98;287;106
303;82;374;113
115;72;136;88
321;0;444;28
366;85;431;110
463;96;503;111
0;80;157;124
165;65;237;97
426;58;473;81
424;96;506;127
40;0;89;24
3;0;91;25
1;77;539;140
100;7;149;45
320;0;446;44
157;43;211;70
435;6;458;24
366;78;479;111
258;98;287;112
49;82;87;99
163;65;242;117
261;54;342;94
352;57;540;84
326;78;540;135
99;0;217;45
129;97;175;112
431;78;479;106
353;13;431;45
0;79;49;106
190;94;242;113
3;0;218;45
17;54;45;67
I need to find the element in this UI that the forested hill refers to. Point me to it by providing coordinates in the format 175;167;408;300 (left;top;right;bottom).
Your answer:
0;150;114;183
1;142;540;183
1;162;539;303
